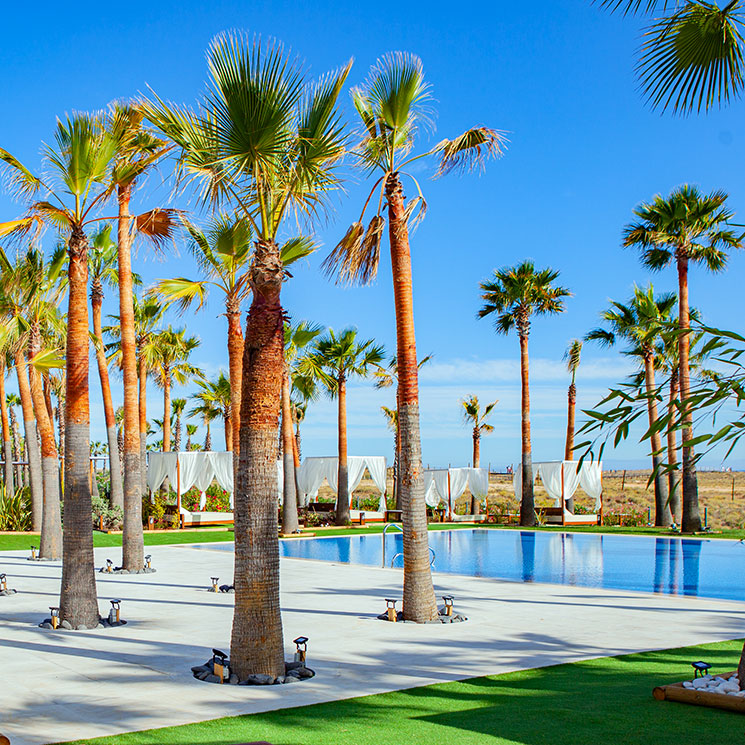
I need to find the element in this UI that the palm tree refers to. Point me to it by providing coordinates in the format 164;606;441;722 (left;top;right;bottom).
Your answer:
280;321;324;533
623;186;741;532
107;104;175;572
479;261;570;527
144;32;351;678
172;398;187;452
189;393;220;451
461;395;498;514
323;53;504;622
380;405;398;505
597;1;745;114
586;285;677;526
6;393;23;489
89;224;128;510
185;423;198;451
0;356;13;494
306;328;385;525
563;339;583;461
150;327;202;452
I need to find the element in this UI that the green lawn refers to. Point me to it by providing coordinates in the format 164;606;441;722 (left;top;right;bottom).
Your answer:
58;639;744;745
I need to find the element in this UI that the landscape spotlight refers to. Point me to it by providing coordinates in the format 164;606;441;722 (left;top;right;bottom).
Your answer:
385;598;398;623
211;648;229;683
49;606;60;630
442;595;454;617
106;559;113;573
692;661;711;678
145;554;152;569
109;599;121;624
0;574;6;592
293;636;308;664
30;546;37;560
211;577;219;592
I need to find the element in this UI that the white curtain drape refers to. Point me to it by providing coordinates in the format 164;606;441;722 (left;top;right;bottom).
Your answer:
467;468;490;498
512;466;538;502
562;462;582;506
579;461;603;511
146;452;178;492
296;457;334;501
423;471;440;507
177;452;203;495
448;468;469;502
364;457;387;495
347;457;369;497
295;456;387;504
538;462;564;506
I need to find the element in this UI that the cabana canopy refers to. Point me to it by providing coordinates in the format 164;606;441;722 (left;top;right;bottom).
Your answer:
512;460;603;524
296;456;387;511
424;467;490;520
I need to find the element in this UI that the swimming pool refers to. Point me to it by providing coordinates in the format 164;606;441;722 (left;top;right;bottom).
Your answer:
198;529;745;602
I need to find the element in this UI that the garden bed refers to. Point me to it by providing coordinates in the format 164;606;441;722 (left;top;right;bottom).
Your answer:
653;670;745;713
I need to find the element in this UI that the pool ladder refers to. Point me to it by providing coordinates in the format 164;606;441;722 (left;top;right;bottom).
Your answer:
382;522;435;568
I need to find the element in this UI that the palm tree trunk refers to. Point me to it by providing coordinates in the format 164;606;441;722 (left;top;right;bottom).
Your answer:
14;351;43;530
564;382;577;513
205;421;212;451
677;255;701;532
385;173;438;622
118;185;145;570
227;300;243;478
229;237;285;680
281;371;299;533
162;373;171;452
643;353;671;526
667;370;681;523
174;412;182;452
519;331;536;527
28;348;62;559
224;407;232;451
91;289;124;511
471;429;480;514
335;374;350;525
60;226;100;629
138;350;148;495
0;364;14;494
10;407;23;490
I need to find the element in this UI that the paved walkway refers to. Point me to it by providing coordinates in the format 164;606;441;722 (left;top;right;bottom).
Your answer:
0;541;743;745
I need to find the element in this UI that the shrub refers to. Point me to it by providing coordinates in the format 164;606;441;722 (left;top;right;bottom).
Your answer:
0;486;31;531
92;493;123;530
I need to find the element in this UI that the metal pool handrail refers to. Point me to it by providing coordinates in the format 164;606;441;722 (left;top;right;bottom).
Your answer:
382;523;404;567
390;547;435;568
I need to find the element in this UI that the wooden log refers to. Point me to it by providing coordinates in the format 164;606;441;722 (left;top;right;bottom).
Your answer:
653;671;745;713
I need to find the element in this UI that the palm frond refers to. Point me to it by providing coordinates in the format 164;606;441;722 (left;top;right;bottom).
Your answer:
434;127;507;177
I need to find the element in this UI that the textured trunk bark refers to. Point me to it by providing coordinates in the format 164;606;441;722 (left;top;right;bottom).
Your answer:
204;422;212;451
677;255;701;532
162;373;171;452
174;412;182;452
119;185;144;570
28;336;62;559
91;288;124;510
386;173;438;622
138;350;148;496
227;303;244;484
0;365;14;493
335;375;350;525
59;226;100;629
564;382;576;513
224;408;232;451
229;238;285;680
10;408;23;490
667;371;681;523
643;354;671;527
14;352;43;530
471;430;481;514
281;372;299;533
519;332;536;526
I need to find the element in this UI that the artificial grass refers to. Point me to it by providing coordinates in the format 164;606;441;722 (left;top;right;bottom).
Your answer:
58;639;744;745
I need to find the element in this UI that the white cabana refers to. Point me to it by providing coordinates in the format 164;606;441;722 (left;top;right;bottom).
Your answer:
424;467;490;521
147;451;235;526
512;460;603;525
296;456;388;514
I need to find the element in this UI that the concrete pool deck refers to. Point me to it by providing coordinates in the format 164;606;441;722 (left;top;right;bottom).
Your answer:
0;542;744;745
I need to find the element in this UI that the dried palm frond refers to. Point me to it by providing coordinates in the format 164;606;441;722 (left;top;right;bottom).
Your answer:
321;220;364;285
134;208;183;251
434;127;507;177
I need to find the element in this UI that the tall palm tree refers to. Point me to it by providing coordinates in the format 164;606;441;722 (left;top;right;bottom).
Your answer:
107;104;175;572
144;32;351;678
150;327;202;452
0;356;13;494
306;328;385;525
623;186;741;532
597;1;745;114
563;339;583;461
172;398;187;452
6;392;23;489
185;423;198;451
89;224;129;510
461;395;498;514
323;52;504;622
281;321;324;533
479;261;570;527
188;392;220;451
380;405;398;504
586;285;677;526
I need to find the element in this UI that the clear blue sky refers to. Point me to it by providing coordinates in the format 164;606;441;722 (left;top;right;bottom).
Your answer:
2;1;744;469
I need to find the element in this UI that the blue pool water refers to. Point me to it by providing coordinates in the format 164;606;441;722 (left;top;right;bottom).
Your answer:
198;530;745;602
